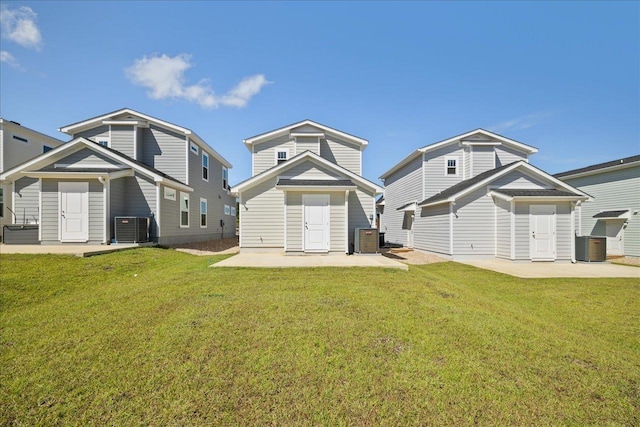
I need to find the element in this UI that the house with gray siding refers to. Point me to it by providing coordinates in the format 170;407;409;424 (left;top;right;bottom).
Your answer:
0;119;65;241
556;155;640;258
232;120;383;254
380;129;590;261
0;108;236;245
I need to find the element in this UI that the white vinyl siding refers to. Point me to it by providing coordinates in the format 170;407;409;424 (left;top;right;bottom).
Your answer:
496;145;528;167
491;170;550;190
561;165;640;257
413;204;450;255
74;125;109;144
348;189;374;248
423;145;465;199
253;135;295;175
240;177;285;249
513;202;572;261
471;146;495;176
285;191;345;253
49;148;123;169
40;180;58;242
110;125;134;157
495;198;511;259
284;162;341;180
320;137;361;175
13;177;40;225
382;155;422;246
452;188;496;256
295;137;319;155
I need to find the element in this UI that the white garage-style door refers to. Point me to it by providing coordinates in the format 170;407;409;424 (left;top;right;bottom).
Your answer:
59;182;89;242
529;205;556;261
303;194;330;253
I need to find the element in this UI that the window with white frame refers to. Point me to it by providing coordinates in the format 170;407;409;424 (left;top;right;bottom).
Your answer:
202;152;209;181
230;206;236;217
180;192;189;227
276;149;289;165
0;188;3;218
445;156;458;176
190;141;199;155
224;205;231;216
95;137;109;147
222;167;228;190
200;198;207;227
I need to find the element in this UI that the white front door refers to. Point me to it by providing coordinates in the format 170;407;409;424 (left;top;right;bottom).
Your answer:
529;205;556;261
606;221;624;256
303;194;329;252
405;212;414;249
60;182;89;242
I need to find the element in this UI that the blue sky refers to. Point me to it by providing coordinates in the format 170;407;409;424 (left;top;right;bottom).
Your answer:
1;1;638;184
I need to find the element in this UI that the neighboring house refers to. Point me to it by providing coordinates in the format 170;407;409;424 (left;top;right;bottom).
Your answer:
555;155;640;258
379;129;590;261
231;120;383;254
0;119;65;241
0;108;236;245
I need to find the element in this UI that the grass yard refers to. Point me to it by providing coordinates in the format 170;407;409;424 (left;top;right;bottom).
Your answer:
1;248;639;425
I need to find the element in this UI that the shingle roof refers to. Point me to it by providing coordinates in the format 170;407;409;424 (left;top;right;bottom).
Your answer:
276;179;355;187
418;162;516;206
554;155;640;178
593;210;629;218
493;189;580;197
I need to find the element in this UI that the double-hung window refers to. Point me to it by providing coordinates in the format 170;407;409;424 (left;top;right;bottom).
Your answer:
222;167;228;190
445;156;458;176
180;192;189;227
276;149;288;165
0;188;3;218
202;152;209;181
200;198;207;227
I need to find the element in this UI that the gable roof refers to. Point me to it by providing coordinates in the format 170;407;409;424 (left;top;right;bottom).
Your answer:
418;161;588;208
243;119;369;150
379;128;538;180
0;137;193;191
231;150;383;194
554;154;640;179
58;107;232;168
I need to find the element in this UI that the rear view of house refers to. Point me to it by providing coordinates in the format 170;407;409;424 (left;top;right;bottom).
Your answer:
556;155;640;258
232;120;383;254
0;108;236;245
0;119;65;241
380;129;589;261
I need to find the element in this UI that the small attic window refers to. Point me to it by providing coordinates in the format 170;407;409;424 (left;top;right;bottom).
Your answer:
445;156;458;176
276;149;289;165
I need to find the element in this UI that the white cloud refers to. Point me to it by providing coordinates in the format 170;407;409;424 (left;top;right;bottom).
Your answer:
488;111;553;134
0;5;43;50
125;53;270;109
0;50;20;68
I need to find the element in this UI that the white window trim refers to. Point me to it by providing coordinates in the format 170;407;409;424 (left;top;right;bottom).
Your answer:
202;152;209;182
275;148;289;165
230;206;236;217
190;141;199;155
180;192;189;228
224;204;231;216
222;167;228;191
445;156;459;176
95;136;110;147
200;198;207;228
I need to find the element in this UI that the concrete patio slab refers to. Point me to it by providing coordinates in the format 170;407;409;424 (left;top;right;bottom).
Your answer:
211;252;409;270
0;243;155;257
460;259;640;278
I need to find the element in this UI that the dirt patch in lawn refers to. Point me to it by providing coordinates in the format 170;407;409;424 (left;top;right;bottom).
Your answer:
170;237;239;256
380;247;448;265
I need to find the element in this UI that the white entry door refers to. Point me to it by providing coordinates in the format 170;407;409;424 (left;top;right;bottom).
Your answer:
529;205;556;261
60;182;89;242
606;221;624;256
303;194;329;252
405;212;414;249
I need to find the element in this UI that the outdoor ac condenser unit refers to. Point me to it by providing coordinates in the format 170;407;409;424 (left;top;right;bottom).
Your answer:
114;217;149;243
354;228;379;254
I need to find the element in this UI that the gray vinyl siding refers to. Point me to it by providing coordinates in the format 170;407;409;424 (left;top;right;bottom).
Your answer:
452;188;496;256
423;145;464;198
253;135;295;175
561;165;640;257
496;145;528;167
330;192;346;252
291;124;322;133
141;124;187;184
514;202;573;261
136;127;143;161
471;146;495;176
286;192;302;251
13;177;39;225
320;137;361;175
240;177;284;249
87;180;104;243
413;204;450;255
381;155;423;246
40;180;57;242
109;173;158;240
348;188;374;248
51;148;122;169
495;198;511;259
74;125;109;142
284;162;341;180
463;147;471;179
491;170;550;190
110;125;134;157
296;137;319;155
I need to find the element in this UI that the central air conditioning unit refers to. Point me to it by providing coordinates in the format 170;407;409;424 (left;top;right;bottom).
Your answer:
114;217;149;243
354;228;379;254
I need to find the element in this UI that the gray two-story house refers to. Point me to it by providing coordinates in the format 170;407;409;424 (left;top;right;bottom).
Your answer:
380;129;589;262
0;108;236;245
231;120;383;254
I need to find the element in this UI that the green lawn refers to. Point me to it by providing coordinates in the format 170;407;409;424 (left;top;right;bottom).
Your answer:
1;249;638;425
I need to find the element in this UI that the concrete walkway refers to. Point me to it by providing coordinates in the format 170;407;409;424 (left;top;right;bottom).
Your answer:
460;259;640;278
0;242;155;257
211;252;408;270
